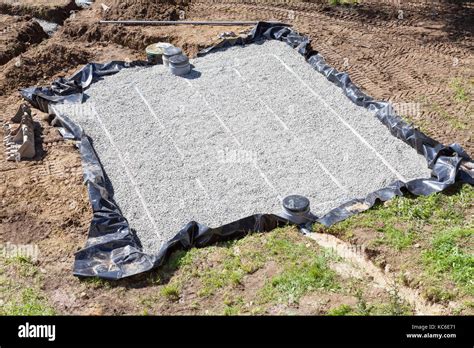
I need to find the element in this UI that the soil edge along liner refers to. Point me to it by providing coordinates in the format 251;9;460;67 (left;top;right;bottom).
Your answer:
20;22;473;279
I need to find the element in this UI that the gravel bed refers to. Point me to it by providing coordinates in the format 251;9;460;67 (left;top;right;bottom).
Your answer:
55;40;432;254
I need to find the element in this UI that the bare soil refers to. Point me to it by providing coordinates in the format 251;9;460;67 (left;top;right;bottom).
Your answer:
0;14;48;65
0;0;472;315
0;0;79;23
102;0;188;21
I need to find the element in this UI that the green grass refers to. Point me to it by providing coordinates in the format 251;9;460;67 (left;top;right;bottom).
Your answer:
0;255;55;315
319;185;473;303
375;225;416;250
4;255;38;277
259;253;338;304
423;287;456;303
222;296;245;315
195;248;248;297
160;283;180;301
0;287;55;315
327;304;353;315
423;226;473;295
325;287;413;316
380;287;413;316
83;277;112;289
150;227;341;313
450;78;470;103
321;185;473;247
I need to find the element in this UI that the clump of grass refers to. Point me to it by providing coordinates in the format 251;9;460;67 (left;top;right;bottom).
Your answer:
175;232;271;298
160;283;180;302
5;255;37;277
1;288;55;315
166;250;191;271
83;277;112;289
450;78;470;103
375;225;416;250
327;304;353;316
423;286;456;303
423;226;473;295
354;288;373;315
262;258;337;303
385;287;413;315
197;248;247;297
259;245;339;305
222;296;245;315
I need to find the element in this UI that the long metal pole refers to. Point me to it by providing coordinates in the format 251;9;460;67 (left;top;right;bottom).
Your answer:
99;20;290;26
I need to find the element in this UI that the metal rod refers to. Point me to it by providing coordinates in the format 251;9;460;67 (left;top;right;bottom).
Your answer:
99;20;290;26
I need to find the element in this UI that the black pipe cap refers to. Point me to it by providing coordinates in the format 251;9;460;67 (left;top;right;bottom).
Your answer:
282;195;310;213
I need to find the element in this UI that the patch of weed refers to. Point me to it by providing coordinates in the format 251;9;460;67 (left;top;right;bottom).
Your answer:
423;286;456;303
327;304;354;315
375;225;416;250
5;255;37;277
375;287;413;315
83;277;112;289
422;226;473;295
1;288;55;315
160;283;180;302
259;251;339;304
321;185;473;247
450;78;470;103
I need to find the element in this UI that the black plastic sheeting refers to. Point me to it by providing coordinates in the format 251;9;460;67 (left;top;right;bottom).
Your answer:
20;22;473;279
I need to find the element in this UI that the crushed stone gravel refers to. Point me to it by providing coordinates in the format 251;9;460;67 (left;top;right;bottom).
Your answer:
55;40;432;254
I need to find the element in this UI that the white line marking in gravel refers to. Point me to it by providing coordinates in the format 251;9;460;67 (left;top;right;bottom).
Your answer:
196;178;210;199
272;54;408;183
233;67;289;131
186;75;282;200
261;100;289;130
134;85;165;129
91;106;161;238
185;79;242;147
234;65;348;193
316;159;348;192
134;85;185;160
254;162;283;201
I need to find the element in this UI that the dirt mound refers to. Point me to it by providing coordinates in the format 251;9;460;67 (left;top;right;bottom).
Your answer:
61;14;248;58
102;0;188;21
0;0;79;24
0;41;91;96
0;15;48;65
